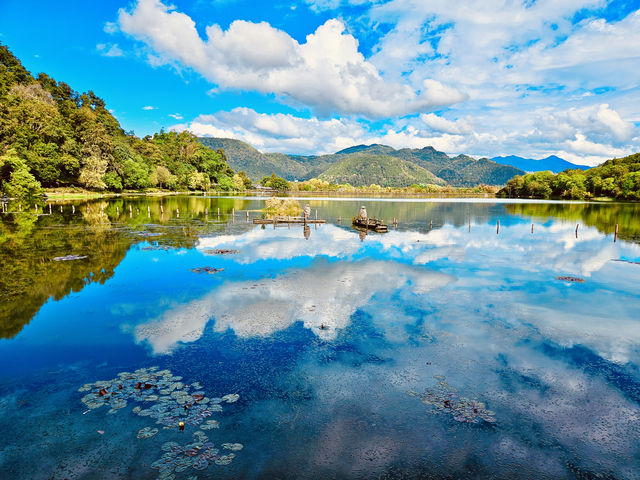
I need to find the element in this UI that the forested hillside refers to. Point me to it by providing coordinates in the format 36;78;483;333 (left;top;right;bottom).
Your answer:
498;153;640;200
198;138;525;187
318;152;446;187
0;44;235;197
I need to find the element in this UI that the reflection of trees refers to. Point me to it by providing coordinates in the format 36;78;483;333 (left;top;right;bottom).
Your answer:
0;196;256;339
0;214;131;339
505;203;640;243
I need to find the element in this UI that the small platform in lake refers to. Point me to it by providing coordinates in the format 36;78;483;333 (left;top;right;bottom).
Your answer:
254;216;326;225
352;217;388;232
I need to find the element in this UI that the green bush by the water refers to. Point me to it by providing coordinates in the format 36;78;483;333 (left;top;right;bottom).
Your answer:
498;153;640;200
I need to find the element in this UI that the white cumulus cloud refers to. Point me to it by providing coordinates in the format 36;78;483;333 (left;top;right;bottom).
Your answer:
117;0;466;117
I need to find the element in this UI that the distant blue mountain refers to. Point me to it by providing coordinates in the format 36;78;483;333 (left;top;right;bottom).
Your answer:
491;155;591;174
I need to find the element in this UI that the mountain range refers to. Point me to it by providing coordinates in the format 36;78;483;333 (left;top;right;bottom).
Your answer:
491;155;590;173
199;138;536;187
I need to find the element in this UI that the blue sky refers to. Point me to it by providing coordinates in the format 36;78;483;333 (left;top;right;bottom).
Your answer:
1;0;639;165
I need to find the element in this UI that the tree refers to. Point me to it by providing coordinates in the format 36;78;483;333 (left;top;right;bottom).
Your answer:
0;149;42;198
269;177;290;191
232;173;246;191
78;155;107;190
149;165;174;189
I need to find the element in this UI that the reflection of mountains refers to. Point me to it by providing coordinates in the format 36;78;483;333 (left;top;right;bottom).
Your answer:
506;203;640;244
0;196;255;339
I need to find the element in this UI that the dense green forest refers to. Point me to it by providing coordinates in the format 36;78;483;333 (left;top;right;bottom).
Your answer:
0;43;237;198
498;153;640;200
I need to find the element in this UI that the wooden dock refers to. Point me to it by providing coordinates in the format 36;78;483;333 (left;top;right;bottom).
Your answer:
352;217;388;232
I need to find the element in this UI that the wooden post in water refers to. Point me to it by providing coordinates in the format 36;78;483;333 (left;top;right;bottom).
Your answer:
35;204;38;213
147;206;151;218
575;224;579;238
160;205;164;214
129;205;132;214
205;207;208;215
614;223;618;242
49;204;52;214
246;211;249;222
468;217;471;232
232;208;235;217
72;205;75;214
176;208;180;218
338;216;341;223
429;220;432;229
116;206;119;215
531;223;534;234
136;208;139;215
60;205;62;213
217;207;220;219
496;219;500;234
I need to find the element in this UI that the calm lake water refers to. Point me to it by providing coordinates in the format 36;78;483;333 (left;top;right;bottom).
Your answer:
1;196;640;479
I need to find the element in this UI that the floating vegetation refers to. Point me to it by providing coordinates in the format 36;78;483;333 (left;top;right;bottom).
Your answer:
190;267;224;274
408;375;496;424
151;432;239;476
203;249;239;255
222;443;243;451
78;367;242;479
138;426;159;439
221;394;239;403
556;276;586;283
53;254;87;261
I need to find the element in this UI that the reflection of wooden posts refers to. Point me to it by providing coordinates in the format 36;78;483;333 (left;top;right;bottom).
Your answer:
60;205;62;213
176;208;180;218
429;220;432;229
72;205;75;214
468;217;471;232
531;223;534;234
129;205;132;214
246;211;249;222
49;204;52;214
35;204;38;213
19;204;22;212
101;204;104;217
288;215;291;228
217;207;220;219
496;219;500;234
116;206;119;215
160;205;164;214
575;224;579;238
614;223;618;242
338;216;341;223
232;208;235;217
315;209;318;221
147;206;151;218
205;207;208;215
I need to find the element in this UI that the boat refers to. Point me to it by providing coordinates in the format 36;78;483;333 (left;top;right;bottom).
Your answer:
352;217;388;233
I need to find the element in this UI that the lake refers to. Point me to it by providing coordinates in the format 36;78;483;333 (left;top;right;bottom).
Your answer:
1;195;640;479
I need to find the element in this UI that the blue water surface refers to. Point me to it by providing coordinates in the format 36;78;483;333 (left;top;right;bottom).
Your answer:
1;197;640;479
